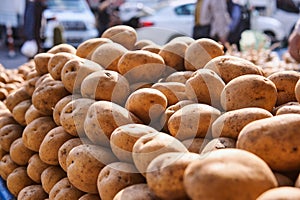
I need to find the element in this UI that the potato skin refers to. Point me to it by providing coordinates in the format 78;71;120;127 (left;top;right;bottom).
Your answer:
27;154;49;183
0;154;19;180
49;177;85;200
113;184;158;200
41;166;66;194
17;185;48;200
256;187;300;200
237;114;300;171
9;138;34;166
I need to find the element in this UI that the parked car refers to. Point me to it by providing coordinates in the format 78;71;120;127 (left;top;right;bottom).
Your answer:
133;0;299;46
41;0;99;49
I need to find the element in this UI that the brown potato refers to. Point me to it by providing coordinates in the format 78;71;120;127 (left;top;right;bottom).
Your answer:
201;137;236;154
81;70;130;106
32;79;70;115
132;132;188;175
60;98;95;137
256;187;300;200
134;39;156;50
268;70;300;106
22;116;57;152
61;58;103;94
17;185;48;200
110;124;158;163
49;177;85;200
181;138;210;154
9;138;34;166
220;74;277;112
25;104;48;125
168;103;221;140
33;52;54;75
113;184;158;200
276;103;300;115
203;55;264;83
184;38;224;71
237;114;300;172
164;71;194;84
185;69;225;109
5;86;31;112
295;79;300;103
47;43;77;54
101;25;137;50
39;126;73;165
184;149;277;200
76;37;112;59
84;101;141;147
41;166;66;194
27;154;49;183
169;36;195;45
212;107;273;139
66;144;118;193
97;162;145;200
117;50;166;84
125;88;167;127
0;154;19;180
0;124;23;152
91;42;128;72
146;152;200;200
12;99;31;126
79;194;101;200
141;44;162;54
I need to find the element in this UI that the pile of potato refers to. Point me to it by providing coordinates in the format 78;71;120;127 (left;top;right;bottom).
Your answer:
1;24;300;200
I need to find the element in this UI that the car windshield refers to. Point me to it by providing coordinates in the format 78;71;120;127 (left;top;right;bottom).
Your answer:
46;0;86;11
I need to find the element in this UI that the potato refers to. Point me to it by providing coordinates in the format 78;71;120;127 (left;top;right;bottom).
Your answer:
273;172;294;186
181;138;210;153
48;52;78;80
117;50;166;84
110;124;158;163
113;184;158;200
6;166;35;197
12;99;31;126
169;36;195;45
212;107;273;139
295;79;300;103
97;162;145;200
32;79;70;115
91;42;128;72
184;38;224;71
164;71;194;84
52;94;81;126
168;103;221;140
0;154;19;180
185;69;225;109
268;70;300;106
27;154;49;183
61;58;103;94
33;52;54;75
132;132;188;175
151;82;187;106
141;44;162;54
134;39;156;50
25;104;48;125
158;40;188;71
0;146;6;160
66;144;118;193
276;103;300;115
146;152;200;200
201;137;236;154
0;124;23;152
47;43;77;54
79;194;101;200
76;37;112;59
9;138;34;166
0;88;8;100
237;114;300;172
35;73;53;88
184;149;277;200
5;86;31;112
101;25;137;50
17;185;48;200
204;55;263;83
39;126;73;165
81;70;130;105
84;101;141;147
256;187;300;200
220;74;277;112
125;88;167;127
60;98;95;137
22;116;56;152
58;138;84;172
41;166;66;194
49;177;85;200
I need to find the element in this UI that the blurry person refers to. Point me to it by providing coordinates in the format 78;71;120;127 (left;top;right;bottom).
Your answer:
96;0;123;36
288;18;300;62
227;0;251;50
193;0;231;45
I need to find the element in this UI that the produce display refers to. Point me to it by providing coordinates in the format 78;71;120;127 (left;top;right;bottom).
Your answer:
1;24;300;199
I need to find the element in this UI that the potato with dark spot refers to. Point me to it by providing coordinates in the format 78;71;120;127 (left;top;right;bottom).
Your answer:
17;185;48;200
49;177;85;200
201;137;236;154
0;124;23;152
41;166;66;194
27;154;49;183
0;154;19;180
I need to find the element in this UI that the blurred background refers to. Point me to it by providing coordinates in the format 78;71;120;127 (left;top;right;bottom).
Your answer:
0;0;299;68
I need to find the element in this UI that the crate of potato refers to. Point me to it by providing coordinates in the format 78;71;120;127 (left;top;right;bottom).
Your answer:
1;25;300;200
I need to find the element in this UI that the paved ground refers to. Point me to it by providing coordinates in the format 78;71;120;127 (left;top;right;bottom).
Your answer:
0;41;28;70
